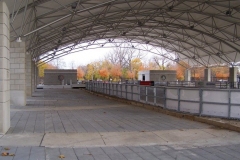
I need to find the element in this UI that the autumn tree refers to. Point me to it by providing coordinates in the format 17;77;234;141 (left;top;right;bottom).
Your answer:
130;58;144;79
105;43;144;70
211;66;229;80
77;66;85;80
110;65;122;80
152;56;171;70
126;70;135;79
85;61;103;80
169;61;189;80
143;60;158;70
38;61;56;78
69;61;76;69
50;58;66;69
99;68;109;80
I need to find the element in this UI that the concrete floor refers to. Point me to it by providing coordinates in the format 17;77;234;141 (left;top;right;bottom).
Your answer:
1;89;240;160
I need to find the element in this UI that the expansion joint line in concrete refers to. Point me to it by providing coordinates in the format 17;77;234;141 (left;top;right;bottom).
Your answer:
100;134;106;145
40;133;46;146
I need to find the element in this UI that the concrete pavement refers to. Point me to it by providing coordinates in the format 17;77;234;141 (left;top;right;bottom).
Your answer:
0;88;240;160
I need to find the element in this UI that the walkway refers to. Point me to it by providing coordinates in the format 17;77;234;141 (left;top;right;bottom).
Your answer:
0;89;240;160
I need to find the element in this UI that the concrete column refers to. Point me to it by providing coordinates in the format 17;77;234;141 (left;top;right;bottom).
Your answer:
229;67;238;88
184;69;191;81
26;53;32;96
229;67;237;82
10;42;26;106
31;60;35;93
204;68;211;82
0;1;10;134
36;65;39;86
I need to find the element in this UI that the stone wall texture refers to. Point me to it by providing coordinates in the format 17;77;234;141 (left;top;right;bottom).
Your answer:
0;1;10;134
10;42;26;106
44;69;77;85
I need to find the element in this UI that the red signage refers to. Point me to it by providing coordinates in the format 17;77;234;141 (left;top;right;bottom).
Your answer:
139;81;154;86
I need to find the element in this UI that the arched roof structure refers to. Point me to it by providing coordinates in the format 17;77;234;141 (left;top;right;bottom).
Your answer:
5;0;240;67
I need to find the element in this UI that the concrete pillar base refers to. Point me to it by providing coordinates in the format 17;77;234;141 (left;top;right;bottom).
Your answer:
10;42;26;106
229;67;238;88
204;68;211;82
0;1;10;134
26;53;32;97
184;69;191;81
10;91;26;106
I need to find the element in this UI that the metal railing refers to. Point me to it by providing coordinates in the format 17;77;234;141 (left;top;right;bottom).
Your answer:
86;81;240;119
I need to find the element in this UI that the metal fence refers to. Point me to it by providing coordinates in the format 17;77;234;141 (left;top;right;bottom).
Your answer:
86;82;240;119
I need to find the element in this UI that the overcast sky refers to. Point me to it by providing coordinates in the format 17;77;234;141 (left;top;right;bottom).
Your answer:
62;48;111;68
60;47;156;69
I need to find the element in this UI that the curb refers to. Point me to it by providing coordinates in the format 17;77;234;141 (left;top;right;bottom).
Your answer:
84;89;240;133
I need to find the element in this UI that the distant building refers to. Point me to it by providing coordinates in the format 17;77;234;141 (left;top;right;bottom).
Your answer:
44;69;77;85
138;70;176;82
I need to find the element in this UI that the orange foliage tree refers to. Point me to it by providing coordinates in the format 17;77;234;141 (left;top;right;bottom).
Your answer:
38;62;56;78
110;65;122;80
126;71;135;79
77;66;85;80
99;68;109;80
169;61;189;80
211;66;229;80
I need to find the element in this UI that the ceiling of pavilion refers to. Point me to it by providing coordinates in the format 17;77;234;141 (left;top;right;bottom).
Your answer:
5;0;240;67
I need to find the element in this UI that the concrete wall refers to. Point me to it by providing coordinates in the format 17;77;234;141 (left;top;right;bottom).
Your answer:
25;53;32;96
138;70;176;82
88;82;240;119
150;70;176;82
0;1;10;134
31;60;36;93
10;42;26;106
44;69;77;85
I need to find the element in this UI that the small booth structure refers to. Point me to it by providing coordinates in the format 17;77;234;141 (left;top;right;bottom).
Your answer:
138;70;177;82
44;69;77;85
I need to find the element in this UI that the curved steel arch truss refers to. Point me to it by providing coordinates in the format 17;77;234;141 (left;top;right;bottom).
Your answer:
5;0;240;67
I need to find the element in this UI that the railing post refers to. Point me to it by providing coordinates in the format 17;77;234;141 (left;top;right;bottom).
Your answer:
125;85;127;99
154;87;156;106
146;86;148;103
178;88;181;112
164;87;166;108
121;84;123;98
199;89;203;116
138;85;140;101
131;85;133;100
228;90;231;118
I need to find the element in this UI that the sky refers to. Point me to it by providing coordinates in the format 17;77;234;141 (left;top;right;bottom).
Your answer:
59;48;111;69
59;47;155;69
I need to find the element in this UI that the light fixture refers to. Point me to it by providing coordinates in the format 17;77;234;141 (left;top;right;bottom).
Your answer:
137;21;143;26
122;32;126;36
16;37;22;42
226;10;231;16
174;58;179;62
71;2;77;10
168;5;173;11
216;52;221;56
62;27;67;32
